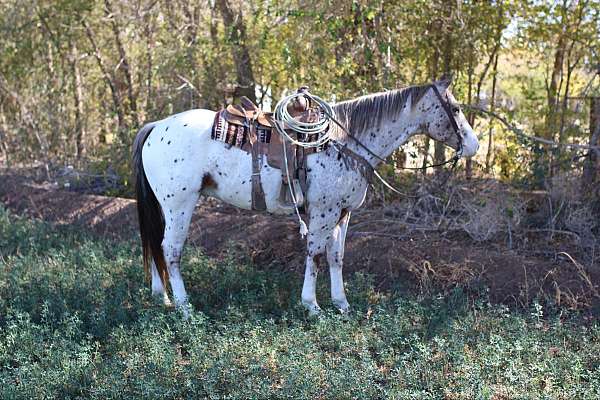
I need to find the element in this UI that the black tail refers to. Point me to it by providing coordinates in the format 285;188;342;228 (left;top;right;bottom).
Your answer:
133;123;168;285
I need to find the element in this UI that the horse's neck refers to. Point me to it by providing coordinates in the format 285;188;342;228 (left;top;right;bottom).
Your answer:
343;105;424;166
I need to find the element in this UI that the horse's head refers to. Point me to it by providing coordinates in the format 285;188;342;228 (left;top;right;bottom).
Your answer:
422;77;479;158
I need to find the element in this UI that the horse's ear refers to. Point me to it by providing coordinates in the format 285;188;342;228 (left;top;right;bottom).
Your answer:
435;73;453;90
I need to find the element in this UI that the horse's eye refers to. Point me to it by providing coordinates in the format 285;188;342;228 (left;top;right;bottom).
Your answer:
452;106;460;114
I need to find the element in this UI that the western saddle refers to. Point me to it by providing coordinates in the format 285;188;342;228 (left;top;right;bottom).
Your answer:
212;87;328;211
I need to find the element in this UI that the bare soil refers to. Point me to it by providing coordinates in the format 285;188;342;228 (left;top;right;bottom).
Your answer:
1;173;598;312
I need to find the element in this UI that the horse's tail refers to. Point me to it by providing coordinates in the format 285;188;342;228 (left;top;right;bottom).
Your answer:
133;123;168;285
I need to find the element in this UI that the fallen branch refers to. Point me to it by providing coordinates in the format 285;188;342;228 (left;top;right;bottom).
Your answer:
558;251;599;297
524;228;581;240
463;104;600;150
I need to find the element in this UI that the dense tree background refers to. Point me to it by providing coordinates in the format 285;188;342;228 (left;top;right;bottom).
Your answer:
0;0;599;195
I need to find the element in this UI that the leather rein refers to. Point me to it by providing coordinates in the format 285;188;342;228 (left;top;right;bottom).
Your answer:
311;85;464;194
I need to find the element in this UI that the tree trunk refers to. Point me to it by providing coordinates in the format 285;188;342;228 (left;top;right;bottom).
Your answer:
551;1;585;175
582;97;600;194
465;44;475;180
70;41;86;160
142;8;156;120
423;21;440;174
421;136;431;173
181;1;200;108
83;20;126;131
485;52;499;173
434;2;454;168
536;0;584;187
217;0;256;104
105;0;139;128
0;73;50;178
547;0;581;139
0;103;8;167
547;34;566;140
197;2;227;109
553;61;574;175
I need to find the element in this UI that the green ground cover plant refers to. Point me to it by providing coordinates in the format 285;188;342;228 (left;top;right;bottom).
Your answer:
0;206;599;399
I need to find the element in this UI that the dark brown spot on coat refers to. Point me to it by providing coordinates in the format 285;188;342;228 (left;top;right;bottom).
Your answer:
201;173;217;190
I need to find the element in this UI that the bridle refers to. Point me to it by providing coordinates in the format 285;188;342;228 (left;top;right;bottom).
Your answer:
322;84;464;172
429;84;464;162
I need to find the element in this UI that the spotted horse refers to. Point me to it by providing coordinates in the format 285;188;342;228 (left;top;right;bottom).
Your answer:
132;78;480;317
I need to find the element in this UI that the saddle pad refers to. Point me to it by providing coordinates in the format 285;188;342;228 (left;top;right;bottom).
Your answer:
212;111;271;148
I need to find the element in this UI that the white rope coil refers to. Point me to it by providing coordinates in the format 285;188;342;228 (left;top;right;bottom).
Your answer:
272;92;334;148
272;90;335;237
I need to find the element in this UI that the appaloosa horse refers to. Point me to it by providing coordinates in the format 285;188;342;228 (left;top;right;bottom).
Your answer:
133;78;479;316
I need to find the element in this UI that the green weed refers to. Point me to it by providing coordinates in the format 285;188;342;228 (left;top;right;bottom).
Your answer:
0;206;599;399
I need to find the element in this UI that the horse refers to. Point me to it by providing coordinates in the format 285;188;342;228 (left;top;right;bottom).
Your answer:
132;78;479;316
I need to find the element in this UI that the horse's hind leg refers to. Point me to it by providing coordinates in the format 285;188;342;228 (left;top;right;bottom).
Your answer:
151;260;172;306
161;194;199;316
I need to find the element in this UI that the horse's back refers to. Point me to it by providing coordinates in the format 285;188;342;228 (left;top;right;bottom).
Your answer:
155;109;215;138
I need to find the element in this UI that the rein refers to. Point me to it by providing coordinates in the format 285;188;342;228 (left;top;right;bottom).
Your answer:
306;85;463;193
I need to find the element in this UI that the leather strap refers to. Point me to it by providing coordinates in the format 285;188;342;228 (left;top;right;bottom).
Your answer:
245;111;267;211
430;85;462;155
336;144;375;184
297;147;308;194
251;144;267;211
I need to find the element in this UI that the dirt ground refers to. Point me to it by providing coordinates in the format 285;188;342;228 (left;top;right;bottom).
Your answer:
1;173;598;312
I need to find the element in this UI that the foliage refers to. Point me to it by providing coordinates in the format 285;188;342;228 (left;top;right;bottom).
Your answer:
0;1;598;192
1;207;599;398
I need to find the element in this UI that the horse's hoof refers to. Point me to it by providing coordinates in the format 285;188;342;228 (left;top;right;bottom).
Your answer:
333;300;350;314
178;303;192;320
302;301;322;317
152;292;173;308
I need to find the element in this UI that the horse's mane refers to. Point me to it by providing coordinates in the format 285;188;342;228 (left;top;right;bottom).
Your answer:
331;85;431;139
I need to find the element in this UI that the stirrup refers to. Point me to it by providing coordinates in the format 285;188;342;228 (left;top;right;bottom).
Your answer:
292;179;304;206
278;179;304;209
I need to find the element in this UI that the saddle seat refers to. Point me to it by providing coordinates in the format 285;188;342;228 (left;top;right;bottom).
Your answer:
224;97;274;127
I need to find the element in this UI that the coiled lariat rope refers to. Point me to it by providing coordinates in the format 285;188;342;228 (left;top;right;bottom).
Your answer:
272;91;335;236
273;91;334;148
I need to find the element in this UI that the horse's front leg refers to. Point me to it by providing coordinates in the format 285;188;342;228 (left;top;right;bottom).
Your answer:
301;253;322;315
327;211;351;313
301;211;339;315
